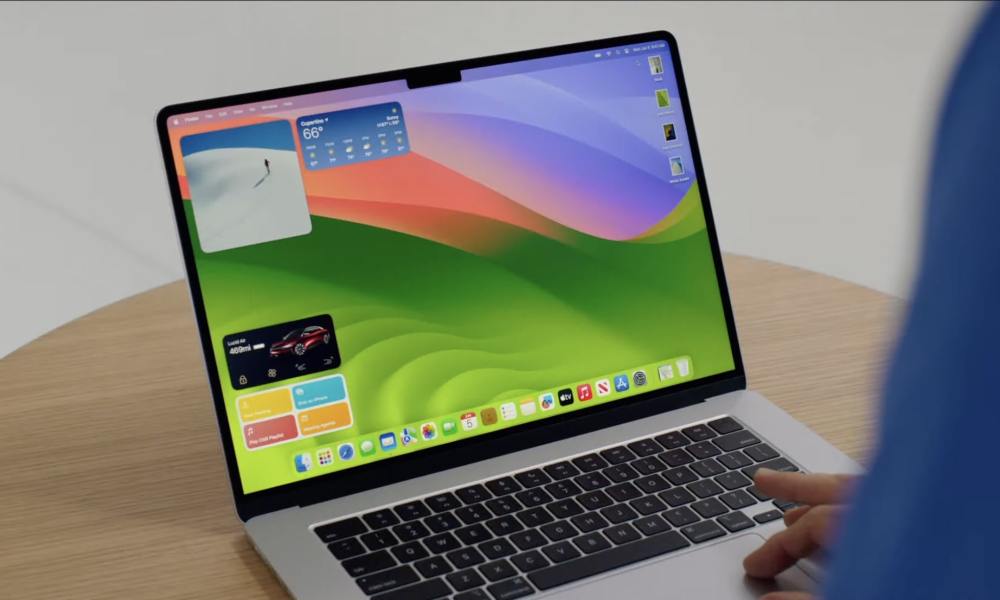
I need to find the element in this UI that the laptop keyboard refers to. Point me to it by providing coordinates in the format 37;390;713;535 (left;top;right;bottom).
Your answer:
312;416;799;599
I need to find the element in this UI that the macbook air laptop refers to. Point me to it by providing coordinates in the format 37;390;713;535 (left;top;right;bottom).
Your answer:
156;32;857;600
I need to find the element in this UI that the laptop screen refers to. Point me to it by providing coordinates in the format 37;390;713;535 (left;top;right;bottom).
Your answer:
165;39;735;494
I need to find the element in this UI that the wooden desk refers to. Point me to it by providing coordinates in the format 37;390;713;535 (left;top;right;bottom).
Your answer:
0;255;900;599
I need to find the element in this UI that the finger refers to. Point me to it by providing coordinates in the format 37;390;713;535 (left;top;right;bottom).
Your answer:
744;505;839;578
783;505;811;526
754;470;853;505
760;592;814;600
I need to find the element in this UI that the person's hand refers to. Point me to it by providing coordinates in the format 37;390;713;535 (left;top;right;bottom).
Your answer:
743;469;855;600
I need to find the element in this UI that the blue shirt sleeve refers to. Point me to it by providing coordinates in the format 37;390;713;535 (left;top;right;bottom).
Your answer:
823;6;999;599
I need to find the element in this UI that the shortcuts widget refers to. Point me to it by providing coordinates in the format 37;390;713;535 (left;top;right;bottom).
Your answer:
223;314;341;389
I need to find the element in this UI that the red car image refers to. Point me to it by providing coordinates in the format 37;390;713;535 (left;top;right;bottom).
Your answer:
269;325;331;357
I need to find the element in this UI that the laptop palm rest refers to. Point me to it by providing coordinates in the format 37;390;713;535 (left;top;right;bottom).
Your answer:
543;533;816;599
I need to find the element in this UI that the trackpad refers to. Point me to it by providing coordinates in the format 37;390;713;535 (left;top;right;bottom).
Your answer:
544;534;816;599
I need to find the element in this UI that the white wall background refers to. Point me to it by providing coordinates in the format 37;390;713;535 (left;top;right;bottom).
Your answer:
0;1;984;358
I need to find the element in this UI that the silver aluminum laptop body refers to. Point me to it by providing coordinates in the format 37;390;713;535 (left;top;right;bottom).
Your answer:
249;393;857;599
157;32;860;600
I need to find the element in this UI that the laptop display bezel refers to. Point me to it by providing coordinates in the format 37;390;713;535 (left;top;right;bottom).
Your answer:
156;31;746;522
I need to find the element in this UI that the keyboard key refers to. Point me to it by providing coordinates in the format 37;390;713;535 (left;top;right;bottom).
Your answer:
456;484;492;505
714;430;761;452
486;515;524;537
426;492;461;513
600;446;637;465
543;461;581;480
424;532;461;554
745;444;780;463
486;575;534;599
485;496;522;516
719;452;754;470
485;477;522;497
629;495;666;516
631;456;667;475
479;538;517;559
753;509;783;524
663;466;698;486
511;549;549;572
517;507;554;528
456;504;492;525
715;471;752;490
544;479;582;500
415;556;453;578
635;474;671;494
634;514;671;536
719;489;756;510
571;512;609;533
510;529;547;551
680;520;726;543
371;577;449;600
606;482;642;503
394;501;432;522
447;546;487;568
742;457;798;479
660;449;695;467
540;520;578;542
479;558;517;582
357;564;419;595
362;529;400;551
455;591;489;600
600;503;639;524
658;487;696;507
392;540;429;563
328;537;366;559
315;517;366;543
574;471;611;491
425;511;462;533
529;531;689;590
572;453;610;472
394;520;431;541
573;532;612;554
602;463;640;483
662;506;700;527
455;523;493;546
687;479;724;498
603;523;641;545
364;509;401;530
448;567;486;591
687;441;722;459
691;498;727;518
547;498;584;519
514;468;552;489
343;550;396;577
681;424;717;442
717;511;755;533
774;499;799;512
627;438;662;457
747;485;772;502
577;490;613;511
514;487;553;508
541;541;581;563
653;431;690;449
691;458;726;478
707;416;743;435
